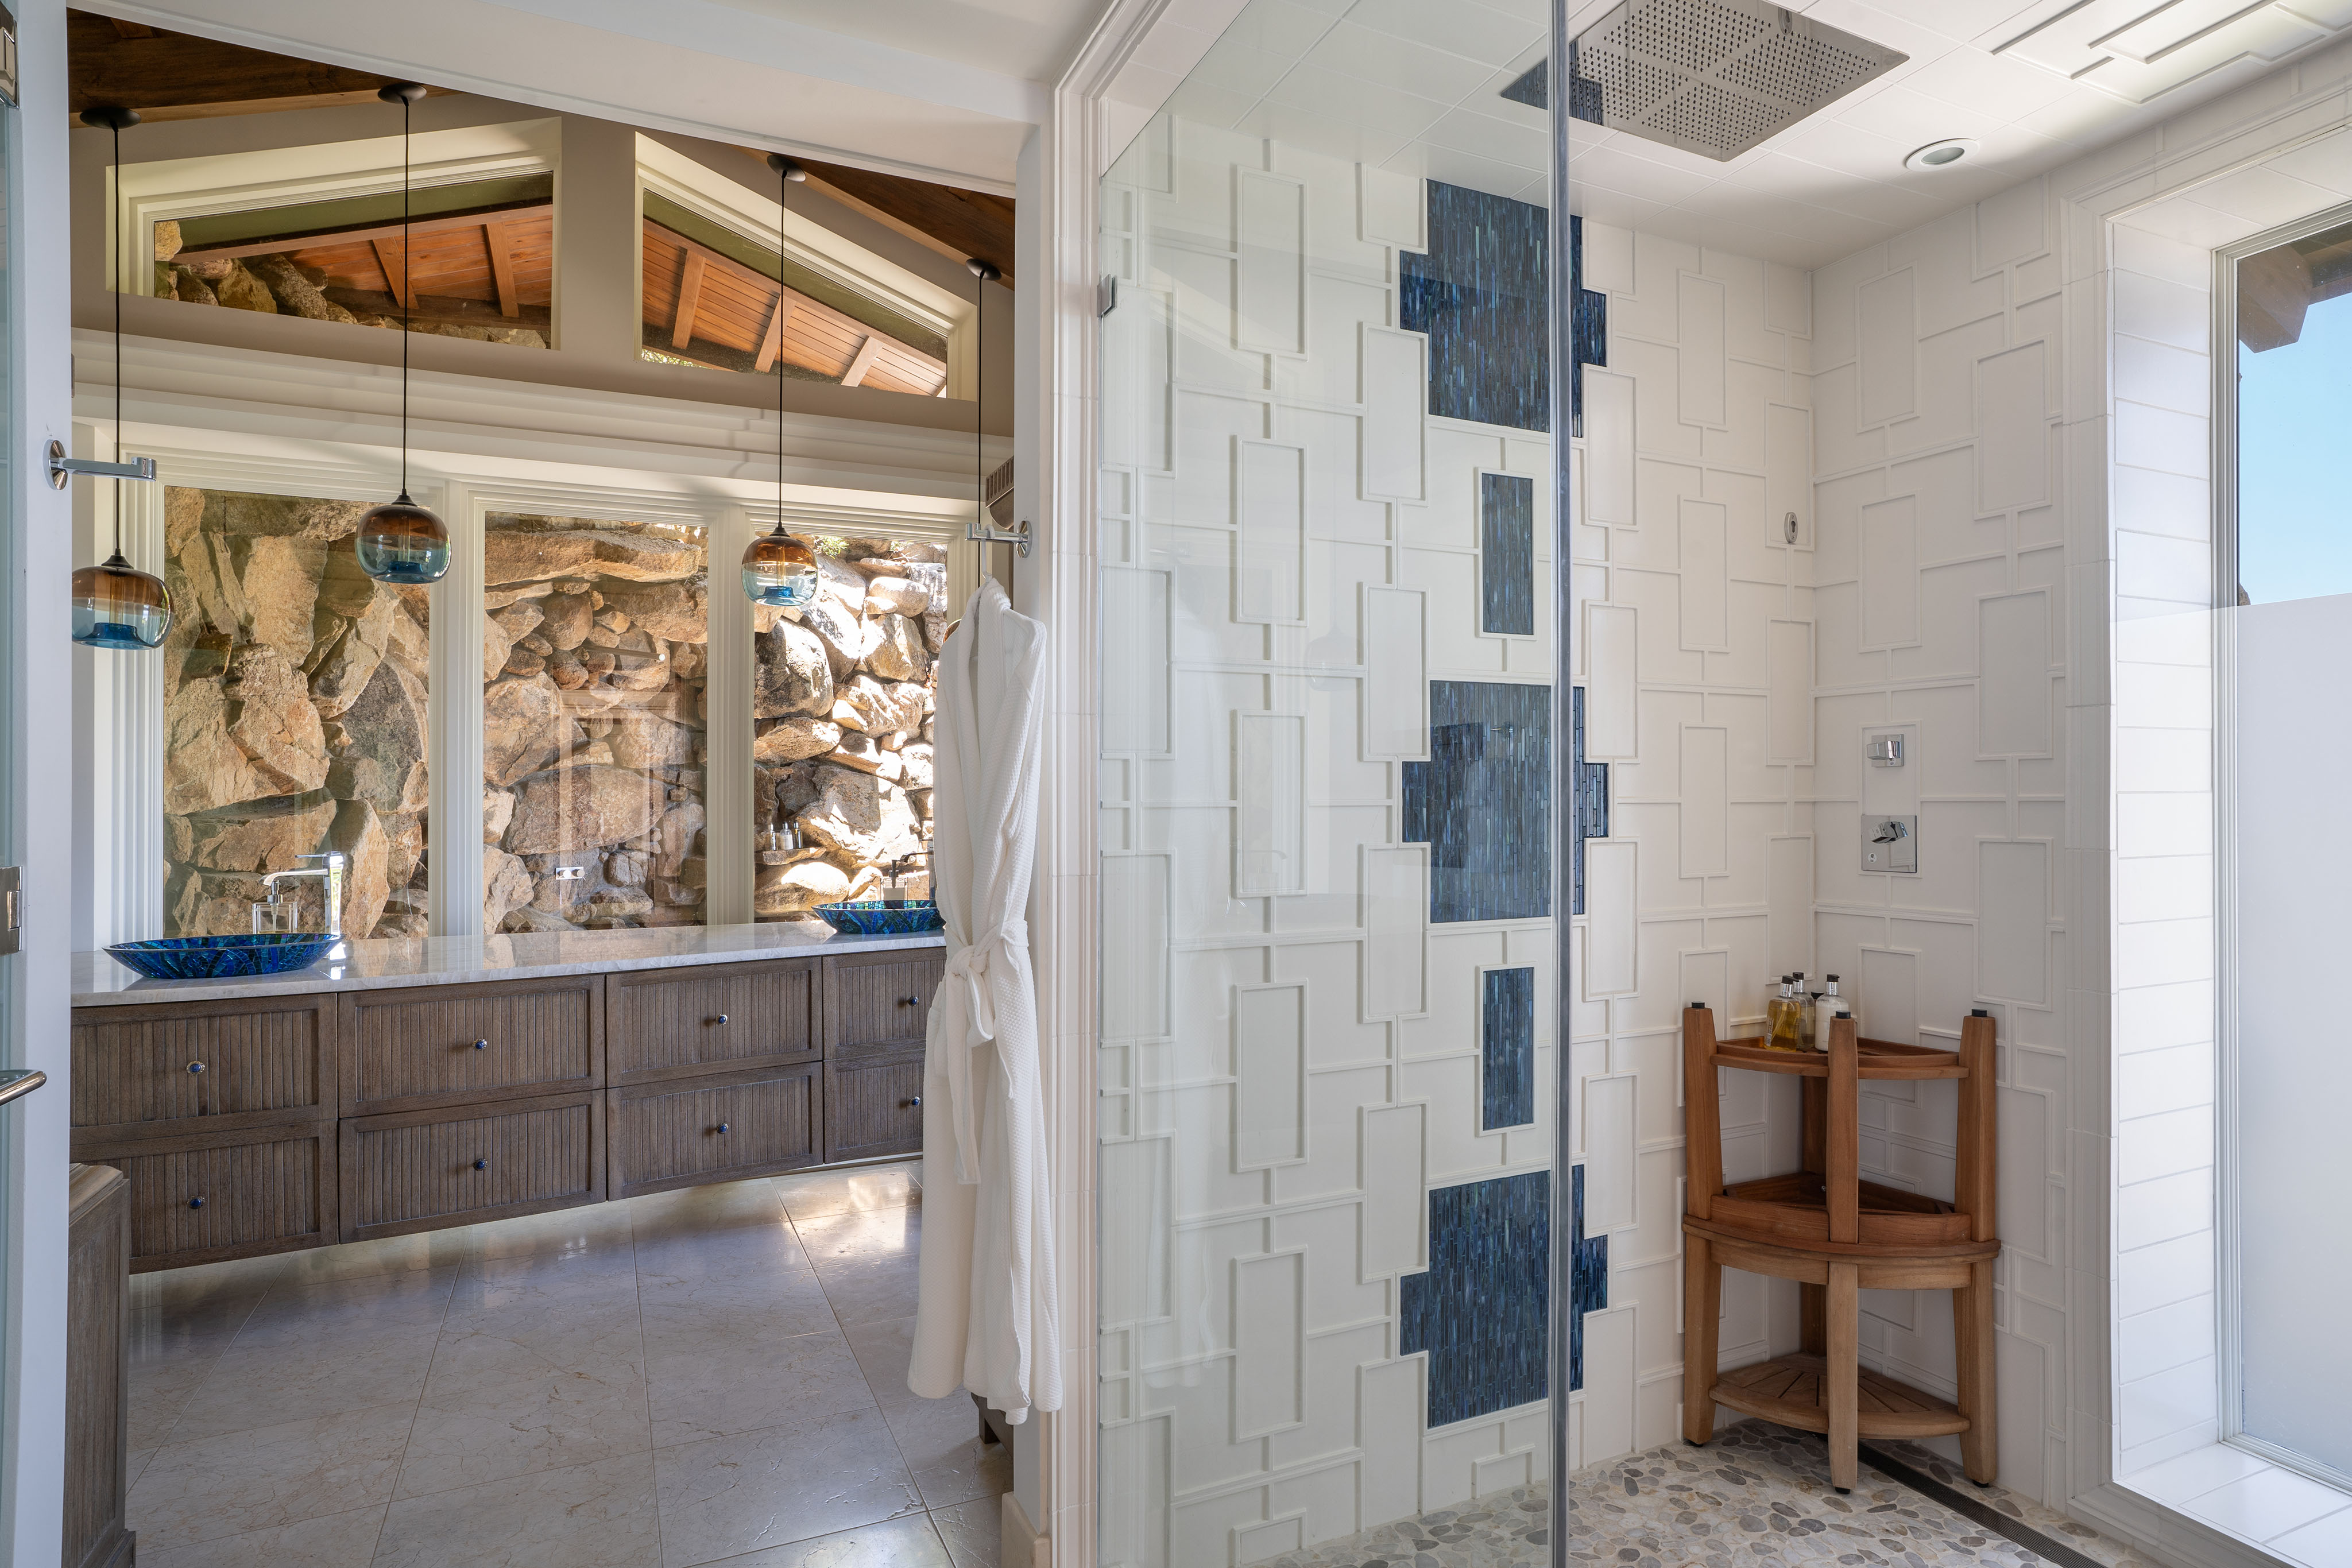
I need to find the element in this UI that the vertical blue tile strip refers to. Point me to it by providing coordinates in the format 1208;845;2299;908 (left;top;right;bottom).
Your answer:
1400;183;1550;432
1570;686;1607;918
1481;968;1535;1130
1569;1163;1610;1393
1399;1171;1550;1426
1480;473;1535;636
1569;215;1608;440
1401;681;1552;923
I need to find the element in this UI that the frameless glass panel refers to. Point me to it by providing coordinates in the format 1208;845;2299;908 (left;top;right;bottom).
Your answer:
482;513;707;931
1097;3;1559;1559
2231;215;2352;1482
751;537;942;920
161;487;431;940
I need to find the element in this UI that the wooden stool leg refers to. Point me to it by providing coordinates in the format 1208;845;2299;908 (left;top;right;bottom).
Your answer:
1826;1261;1858;1491
1800;1283;1825;1355
1683;1231;1719;1444
1956;1258;1998;1485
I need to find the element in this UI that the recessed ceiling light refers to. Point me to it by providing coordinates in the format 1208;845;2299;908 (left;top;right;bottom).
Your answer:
1905;138;1979;171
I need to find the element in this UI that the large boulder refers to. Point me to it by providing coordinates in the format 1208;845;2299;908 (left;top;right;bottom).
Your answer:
238;536;325;663
598;581;706;643
163;676;265;814
754;858;854;918
220;493;366;541
753;716;840;763
214;264;277;313
381;811;425;893
485;599;546;675
482;674;569;787
539;589;594;652
862;576;932;617
485;525;701;584
866;614;929;682
505;765;664;855
179;796;338;873
604;633;672;691
898;742;935;792
839;673;926;738
224;645;331;796
653;801;705;880
793;765;900;862
792;596;867;677
607;713;695;771
248;254;359;324
483;845;535;930
327;800;392;939
753;620;833;718
307;593;399;719
483;786;515;844
385;603;430;676
326;657;427;813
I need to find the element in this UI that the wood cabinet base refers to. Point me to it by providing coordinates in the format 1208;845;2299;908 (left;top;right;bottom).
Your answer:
67;1164;134;1568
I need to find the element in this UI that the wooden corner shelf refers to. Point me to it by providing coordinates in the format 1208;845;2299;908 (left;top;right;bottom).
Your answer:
1711;1035;1969;1079
1714;1353;1970;1441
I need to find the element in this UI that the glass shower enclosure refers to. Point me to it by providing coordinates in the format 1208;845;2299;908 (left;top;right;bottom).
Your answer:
1094;3;1576;1559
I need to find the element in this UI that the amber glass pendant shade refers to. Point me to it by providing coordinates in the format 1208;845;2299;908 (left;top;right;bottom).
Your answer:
355;492;451;584
72;552;175;649
742;528;818;606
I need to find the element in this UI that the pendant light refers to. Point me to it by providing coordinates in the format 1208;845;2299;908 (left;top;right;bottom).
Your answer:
354;82;450;584
740;153;820;607
71;106;173;651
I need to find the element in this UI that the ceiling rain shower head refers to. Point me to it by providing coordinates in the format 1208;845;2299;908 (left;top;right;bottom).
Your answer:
1567;0;1905;162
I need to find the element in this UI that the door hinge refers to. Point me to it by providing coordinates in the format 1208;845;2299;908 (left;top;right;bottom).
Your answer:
0;866;18;957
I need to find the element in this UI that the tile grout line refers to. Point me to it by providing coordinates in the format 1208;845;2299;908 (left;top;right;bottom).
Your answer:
364;1243;471;1565
626;1199;668;1568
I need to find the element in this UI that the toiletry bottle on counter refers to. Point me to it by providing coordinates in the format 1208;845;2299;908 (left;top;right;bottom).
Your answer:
1769;975;1804;1051
1792;970;1813;1048
1815;975;1851;1050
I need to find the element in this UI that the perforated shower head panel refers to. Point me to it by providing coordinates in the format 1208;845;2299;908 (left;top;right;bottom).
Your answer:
1568;0;1905;162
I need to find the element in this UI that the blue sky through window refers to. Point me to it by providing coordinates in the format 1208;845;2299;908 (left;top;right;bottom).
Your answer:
2239;276;2352;605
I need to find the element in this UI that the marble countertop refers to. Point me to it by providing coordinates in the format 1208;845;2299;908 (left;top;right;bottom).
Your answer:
73;922;947;1006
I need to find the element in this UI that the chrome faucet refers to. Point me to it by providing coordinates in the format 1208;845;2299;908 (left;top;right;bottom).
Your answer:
261;852;347;937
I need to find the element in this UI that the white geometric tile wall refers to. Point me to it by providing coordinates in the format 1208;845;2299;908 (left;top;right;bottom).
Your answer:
1098;116;1557;1567
1569;222;1817;1470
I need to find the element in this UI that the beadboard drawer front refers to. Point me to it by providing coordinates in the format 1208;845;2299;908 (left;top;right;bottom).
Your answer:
80;1125;338;1273
342;978;602;1116
606;959;818;1085
823;951;943;1062
71;994;335;1140
341;1090;604;1242
608;1064;823;1198
825;1054;926;1163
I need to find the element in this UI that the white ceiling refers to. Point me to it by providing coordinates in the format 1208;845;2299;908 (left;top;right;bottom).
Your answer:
698;0;1115;84
1144;0;2352;267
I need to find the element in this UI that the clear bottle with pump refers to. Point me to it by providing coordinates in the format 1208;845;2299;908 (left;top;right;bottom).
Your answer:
1792;970;1813;1048
1815;975;1851;1051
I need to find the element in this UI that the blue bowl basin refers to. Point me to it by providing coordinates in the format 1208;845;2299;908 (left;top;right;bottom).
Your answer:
814;901;946;936
105;933;341;980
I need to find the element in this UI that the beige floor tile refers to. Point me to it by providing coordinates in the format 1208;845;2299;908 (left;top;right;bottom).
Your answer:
772;1162;922;1223
127;1345;223;1451
808;1252;921;1327
628;1178;787;1238
373;1450;662;1568
639;1260;837;1341
127;1446;155;1493
930;1495;1003;1568
131;1252;289;1315
129;1283;264;1364
233;1266;457;1352
654;1406;922;1568
697;1512;954;1568
126;1399;416;1552
792;1205;921;1267
168;1325;440;1444
134;1502;386;1568
644;1321;873;1448
633;1215;812;1282
278;1229;469;1287
883;1395;1011;1510
840;1317;921;1414
430;1288;647;1389
446;1248;643;1318
396;1364;652;1500
466;1199;637;1263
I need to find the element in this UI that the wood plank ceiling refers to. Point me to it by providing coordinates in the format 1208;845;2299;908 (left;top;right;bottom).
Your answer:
174;203;556;331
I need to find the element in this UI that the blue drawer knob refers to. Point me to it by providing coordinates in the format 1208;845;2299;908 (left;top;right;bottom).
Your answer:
188;1197;204;1209
474;1039;489;1050
187;1061;206;1075
473;1159;488;1171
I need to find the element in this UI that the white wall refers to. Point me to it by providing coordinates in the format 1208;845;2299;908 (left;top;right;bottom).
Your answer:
1569;223;1816;1467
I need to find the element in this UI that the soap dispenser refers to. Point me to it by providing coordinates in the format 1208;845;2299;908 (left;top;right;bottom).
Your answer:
1815;975;1851;1050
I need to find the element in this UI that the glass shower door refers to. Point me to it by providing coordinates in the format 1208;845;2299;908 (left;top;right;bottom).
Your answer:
1096;4;1565;1559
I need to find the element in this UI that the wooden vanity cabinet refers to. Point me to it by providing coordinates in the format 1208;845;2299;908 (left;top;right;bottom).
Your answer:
72;945;945;1272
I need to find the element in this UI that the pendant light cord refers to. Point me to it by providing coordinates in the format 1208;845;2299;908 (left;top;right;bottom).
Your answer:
974;268;984;536
111;115;123;560
776;156;786;536
400;90;412;497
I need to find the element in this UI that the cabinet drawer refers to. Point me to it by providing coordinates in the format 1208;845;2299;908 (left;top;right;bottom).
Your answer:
81;1125;337;1273
72;995;335;1140
823;951;944;1061
608;960;818;1085
341;1090;604;1243
608;1064;823;1198
342;978;602;1116
825;1055;926;1163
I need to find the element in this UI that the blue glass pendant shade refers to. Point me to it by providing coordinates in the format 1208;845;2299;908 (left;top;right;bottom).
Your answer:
742;528;819;606
355;493;451;584
72;553;174;649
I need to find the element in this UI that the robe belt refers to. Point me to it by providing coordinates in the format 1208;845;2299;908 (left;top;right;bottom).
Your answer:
938;917;1031;1184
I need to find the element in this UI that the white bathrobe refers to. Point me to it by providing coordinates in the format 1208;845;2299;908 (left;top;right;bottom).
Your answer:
909;580;1063;1422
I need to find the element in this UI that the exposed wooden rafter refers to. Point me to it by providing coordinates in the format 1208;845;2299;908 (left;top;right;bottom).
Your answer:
671;251;709;351
838;336;884;389
67;9;451;122
370;238;416;309
484;220;523;318
754;152;1015;285
755;297;796;374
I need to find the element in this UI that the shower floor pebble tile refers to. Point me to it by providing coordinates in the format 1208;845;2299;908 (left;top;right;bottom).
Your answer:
1263;1422;2164;1568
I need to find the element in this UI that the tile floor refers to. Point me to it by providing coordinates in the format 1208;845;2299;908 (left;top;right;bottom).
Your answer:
124;1160;1007;1568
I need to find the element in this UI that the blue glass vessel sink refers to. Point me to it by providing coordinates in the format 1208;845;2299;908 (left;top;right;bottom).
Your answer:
814;901;945;936
105;933;340;980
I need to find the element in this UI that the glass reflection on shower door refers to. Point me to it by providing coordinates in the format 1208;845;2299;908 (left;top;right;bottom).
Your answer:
1096;3;1561;1560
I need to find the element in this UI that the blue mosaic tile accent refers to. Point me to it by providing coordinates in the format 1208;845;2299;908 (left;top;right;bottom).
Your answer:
1481;967;1535;1130
1399;1171;1549;1427
1402;681;1552;924
1401;183;1550;433
1570;686;1608;919
1569;215;1608;440
1569;1163;1610;1394
1481;473;1535;636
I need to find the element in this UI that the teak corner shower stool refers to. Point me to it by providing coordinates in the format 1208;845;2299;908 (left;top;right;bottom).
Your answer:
1680;1004;1999;1492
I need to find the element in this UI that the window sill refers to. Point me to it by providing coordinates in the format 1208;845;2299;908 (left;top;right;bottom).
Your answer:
2119;1444;2352;1567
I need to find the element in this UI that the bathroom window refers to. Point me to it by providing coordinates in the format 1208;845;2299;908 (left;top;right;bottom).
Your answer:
751;538;942;920
481;513;709;932
161;486;431;940
2225;207;2352;1488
